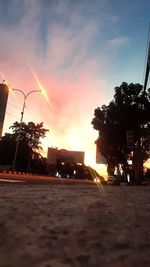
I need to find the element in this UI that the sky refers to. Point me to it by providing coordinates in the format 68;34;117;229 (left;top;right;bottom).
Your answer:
0;0;150;177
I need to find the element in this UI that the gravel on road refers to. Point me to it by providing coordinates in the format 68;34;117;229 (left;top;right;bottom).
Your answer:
0;183;150;267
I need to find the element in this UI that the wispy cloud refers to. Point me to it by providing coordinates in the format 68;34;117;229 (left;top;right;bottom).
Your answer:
107;37;130;48
110;15;119;23
0;0;112;168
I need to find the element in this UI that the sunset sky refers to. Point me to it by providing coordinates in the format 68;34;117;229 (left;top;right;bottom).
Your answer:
0;0;150;176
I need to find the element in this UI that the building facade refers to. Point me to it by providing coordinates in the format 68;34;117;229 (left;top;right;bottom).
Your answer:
0;83;9;138
47;147;85;165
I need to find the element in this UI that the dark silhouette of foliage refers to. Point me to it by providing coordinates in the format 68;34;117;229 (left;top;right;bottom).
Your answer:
92;82;150;172
30;153;48;174
10;121;49;150
0;121;49;172
0;134;16;165
0;134;30;170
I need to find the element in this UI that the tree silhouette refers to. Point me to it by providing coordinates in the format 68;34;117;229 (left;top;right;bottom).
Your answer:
10;121;49;151
0;122;49;171
92;82;150;174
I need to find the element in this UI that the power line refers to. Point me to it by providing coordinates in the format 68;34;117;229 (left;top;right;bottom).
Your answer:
6;112;20;120
7;96;50;126
7;102;22;109
24;104;35;121
7;102;39;122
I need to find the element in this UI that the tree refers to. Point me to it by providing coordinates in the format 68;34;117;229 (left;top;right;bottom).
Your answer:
0;121;49;171
0;134;16;166
10;121;49;151
92;82;150;176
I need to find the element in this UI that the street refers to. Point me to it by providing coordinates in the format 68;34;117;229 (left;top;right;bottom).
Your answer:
0;172;94;185
0;182;150;267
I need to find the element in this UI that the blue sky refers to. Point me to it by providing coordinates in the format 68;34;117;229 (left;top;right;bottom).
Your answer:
0;0;150;172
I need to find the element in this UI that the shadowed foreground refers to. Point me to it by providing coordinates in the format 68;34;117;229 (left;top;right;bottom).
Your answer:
0;183;150;267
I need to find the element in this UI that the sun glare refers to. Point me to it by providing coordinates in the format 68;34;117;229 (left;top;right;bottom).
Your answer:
46;126;108;179
1;70;108;180
84;147;108;179
66;128;85;150
30;66;53;109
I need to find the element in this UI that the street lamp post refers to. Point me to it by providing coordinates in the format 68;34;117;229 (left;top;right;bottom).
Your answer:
12;89;41;171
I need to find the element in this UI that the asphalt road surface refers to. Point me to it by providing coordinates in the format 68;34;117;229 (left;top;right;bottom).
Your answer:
0;172;94;185
0;182;150;267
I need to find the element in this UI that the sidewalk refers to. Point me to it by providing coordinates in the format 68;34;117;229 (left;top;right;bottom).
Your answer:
0;183;150;267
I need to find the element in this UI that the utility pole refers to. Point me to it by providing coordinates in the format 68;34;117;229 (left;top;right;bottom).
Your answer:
12;89;41;172
143;23;150;94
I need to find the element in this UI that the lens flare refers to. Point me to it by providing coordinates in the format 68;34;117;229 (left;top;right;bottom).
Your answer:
87;166;105;193
30;66;53;110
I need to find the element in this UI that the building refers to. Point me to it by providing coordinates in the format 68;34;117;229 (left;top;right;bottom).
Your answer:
47;147;58;165
47;147;85;165
0;83;9;138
